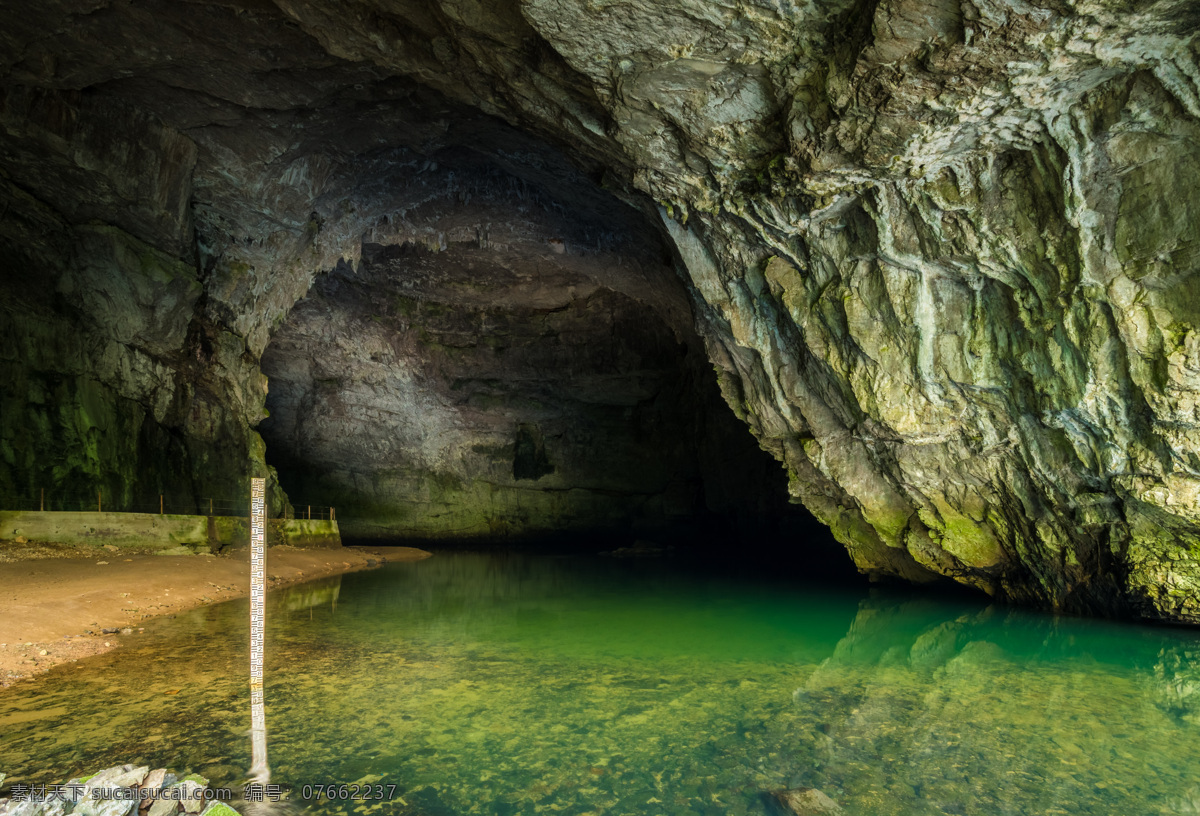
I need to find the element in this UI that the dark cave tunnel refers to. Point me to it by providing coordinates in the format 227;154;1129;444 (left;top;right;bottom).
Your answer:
0;58;841;566
252;143;833;562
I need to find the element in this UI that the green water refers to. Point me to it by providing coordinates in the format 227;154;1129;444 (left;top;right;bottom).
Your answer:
3;551;1200;815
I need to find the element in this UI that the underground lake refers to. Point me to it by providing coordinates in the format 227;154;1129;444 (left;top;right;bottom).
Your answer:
5;1;1200;814
3;549;1199;816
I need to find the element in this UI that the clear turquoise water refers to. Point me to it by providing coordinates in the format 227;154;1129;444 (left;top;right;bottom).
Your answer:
3;551;1200;815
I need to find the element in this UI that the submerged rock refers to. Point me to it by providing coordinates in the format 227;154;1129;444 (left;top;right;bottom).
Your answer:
768;787;844;816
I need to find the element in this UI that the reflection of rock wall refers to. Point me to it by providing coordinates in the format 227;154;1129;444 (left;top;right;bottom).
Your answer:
796;596;1200;814
1154;644;1200;728
276;576;342;613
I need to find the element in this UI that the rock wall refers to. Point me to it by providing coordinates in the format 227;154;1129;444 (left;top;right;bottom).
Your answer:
0;2;800;547
2;0;1200;617
0;88;284;514
612;1;1200;621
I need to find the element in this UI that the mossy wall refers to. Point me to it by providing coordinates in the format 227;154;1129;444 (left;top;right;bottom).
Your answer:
0;100;287;518
0;511;340;552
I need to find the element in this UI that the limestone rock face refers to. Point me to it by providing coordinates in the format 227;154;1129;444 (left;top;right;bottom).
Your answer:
258;159;781;538
2;0;1199;617
0;88;279;512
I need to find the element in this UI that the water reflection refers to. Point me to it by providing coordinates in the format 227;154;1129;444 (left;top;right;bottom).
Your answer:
798;594;1200;815
277;578;341;614
1;555;1199;816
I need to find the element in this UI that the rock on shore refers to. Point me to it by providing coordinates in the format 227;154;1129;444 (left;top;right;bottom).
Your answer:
0;766;242;816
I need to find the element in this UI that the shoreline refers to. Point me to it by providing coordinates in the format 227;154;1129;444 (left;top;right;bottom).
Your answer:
0;543;431;688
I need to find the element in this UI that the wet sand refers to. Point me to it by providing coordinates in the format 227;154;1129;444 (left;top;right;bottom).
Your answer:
0;544;430;688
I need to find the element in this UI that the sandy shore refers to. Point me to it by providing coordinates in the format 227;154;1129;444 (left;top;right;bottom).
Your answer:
0;544;430;688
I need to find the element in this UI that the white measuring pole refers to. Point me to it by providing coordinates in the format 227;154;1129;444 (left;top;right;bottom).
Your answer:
249;477;270;783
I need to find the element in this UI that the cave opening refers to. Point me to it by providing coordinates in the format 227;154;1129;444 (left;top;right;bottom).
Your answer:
0;10;847;572
252;141;831;562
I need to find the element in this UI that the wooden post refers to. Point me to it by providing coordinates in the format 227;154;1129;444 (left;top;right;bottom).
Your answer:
331;507;336;522
307;505;311;520
160;494;164;515
40;488;44;512
210;498;214;516
98;491;102;513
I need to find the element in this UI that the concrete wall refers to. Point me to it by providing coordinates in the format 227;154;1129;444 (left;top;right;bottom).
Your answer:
0;511;340;553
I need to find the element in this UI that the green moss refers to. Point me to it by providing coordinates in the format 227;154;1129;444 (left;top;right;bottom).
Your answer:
427;471;466;500
467;393;509;410
394;295;418;317
198;804;240;816
939;515;1004;569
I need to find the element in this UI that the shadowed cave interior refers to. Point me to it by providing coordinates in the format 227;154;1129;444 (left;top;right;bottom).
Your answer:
5;2;1200;812
0;73;834;561
255;146;826;555
8;0;1200;619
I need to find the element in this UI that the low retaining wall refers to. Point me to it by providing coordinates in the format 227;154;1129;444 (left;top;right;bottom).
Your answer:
0;511;340;553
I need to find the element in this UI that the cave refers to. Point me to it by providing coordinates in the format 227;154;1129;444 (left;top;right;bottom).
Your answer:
251;141;803;545
3;1;1200;813
0;59;818;552
4;0;1200;620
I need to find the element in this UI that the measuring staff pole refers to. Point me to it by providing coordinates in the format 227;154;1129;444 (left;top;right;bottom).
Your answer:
249;477;270;783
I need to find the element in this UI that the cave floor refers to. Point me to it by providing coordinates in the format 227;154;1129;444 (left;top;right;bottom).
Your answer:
2;550;1200;815
0;545;429;687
